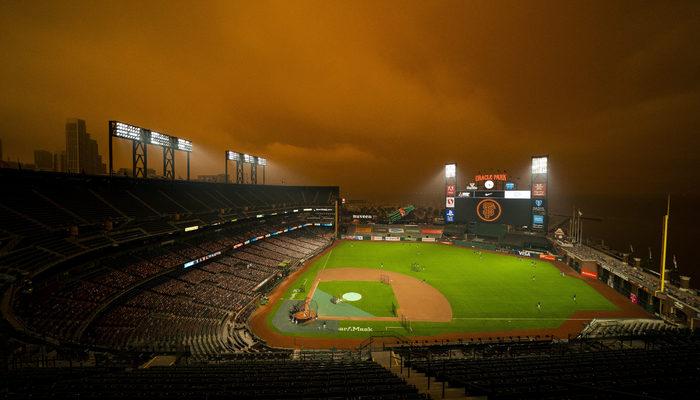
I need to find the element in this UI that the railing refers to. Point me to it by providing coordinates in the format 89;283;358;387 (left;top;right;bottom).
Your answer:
356;333;410;358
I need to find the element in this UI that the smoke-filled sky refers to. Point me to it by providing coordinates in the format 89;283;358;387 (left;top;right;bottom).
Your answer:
1;0;699;205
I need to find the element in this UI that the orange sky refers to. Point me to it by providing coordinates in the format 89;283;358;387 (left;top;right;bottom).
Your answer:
1;0;699;205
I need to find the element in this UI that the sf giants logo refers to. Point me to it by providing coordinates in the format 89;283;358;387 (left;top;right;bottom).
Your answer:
476;199;502;222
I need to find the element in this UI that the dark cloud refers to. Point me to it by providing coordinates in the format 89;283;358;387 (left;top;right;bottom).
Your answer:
1;0;698;202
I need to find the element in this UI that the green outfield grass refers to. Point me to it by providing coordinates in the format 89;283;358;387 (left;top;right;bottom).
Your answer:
267;241;618;338
315;281;398;317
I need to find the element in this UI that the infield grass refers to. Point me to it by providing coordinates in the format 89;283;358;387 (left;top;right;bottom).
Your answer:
316;281;398;317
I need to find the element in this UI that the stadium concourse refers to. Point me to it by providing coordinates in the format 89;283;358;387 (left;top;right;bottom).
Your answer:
0;169;698;399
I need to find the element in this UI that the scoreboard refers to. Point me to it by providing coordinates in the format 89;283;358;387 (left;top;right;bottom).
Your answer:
445;156;549;232
454;191;531;226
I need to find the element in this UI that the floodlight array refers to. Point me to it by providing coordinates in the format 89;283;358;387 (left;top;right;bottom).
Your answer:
114;122;142;141
445;163;456;178
177;138;192;152
531;156;548;174
111;121;192;152
150;131;171;147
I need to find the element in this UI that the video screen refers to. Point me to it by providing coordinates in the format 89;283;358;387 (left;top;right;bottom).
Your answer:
454;197;531;226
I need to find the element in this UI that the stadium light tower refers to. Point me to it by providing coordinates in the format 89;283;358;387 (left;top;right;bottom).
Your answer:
224;151;267;184
109;121;192;180
530;155;548;232
256;156;267;184
225;151;240;184
444;163;456;223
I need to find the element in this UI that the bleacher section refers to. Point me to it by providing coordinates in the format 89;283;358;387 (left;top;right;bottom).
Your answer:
562;244;700;322
0;169;337;278
1;360;426;399
396;332;700;399
579;318;681;338
14;224;332;355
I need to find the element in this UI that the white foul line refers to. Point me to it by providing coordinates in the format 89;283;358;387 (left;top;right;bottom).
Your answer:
451;317;594;321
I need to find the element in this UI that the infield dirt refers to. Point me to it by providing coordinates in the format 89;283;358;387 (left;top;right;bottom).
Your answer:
310;268;452;322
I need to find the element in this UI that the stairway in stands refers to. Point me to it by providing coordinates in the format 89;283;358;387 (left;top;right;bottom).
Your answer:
372;351;473;399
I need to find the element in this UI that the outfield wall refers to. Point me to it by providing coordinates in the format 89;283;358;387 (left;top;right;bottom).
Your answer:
342;234;445;243
340;235;565;263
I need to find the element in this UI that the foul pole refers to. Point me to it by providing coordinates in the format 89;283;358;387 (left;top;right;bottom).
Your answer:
659;196;671;293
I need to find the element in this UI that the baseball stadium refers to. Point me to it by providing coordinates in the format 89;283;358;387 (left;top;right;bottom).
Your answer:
2;2;700;397
0;155;698;399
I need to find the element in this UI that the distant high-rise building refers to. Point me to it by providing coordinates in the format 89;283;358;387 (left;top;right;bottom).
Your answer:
65;118;104;175
34;150;54;171
65;118;84;173
59;151;66;173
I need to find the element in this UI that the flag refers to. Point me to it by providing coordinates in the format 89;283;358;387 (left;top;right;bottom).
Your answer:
673;255;678;270
577;210;583;216
648;247;652;260
629;244;634;254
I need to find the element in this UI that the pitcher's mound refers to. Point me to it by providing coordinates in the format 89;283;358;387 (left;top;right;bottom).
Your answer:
342;292;362;301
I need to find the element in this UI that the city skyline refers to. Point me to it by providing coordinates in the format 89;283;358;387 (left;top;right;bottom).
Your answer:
0;1;698;278
0;1;698;202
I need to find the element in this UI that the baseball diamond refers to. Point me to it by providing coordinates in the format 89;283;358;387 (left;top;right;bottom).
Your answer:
249;240;649;348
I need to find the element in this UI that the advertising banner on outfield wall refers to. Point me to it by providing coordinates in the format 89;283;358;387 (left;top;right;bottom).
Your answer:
371;236;383;241
514;249;542;258
421;229;444;235
421;237;436;242
342;235;364;240
385;236;400;241
388;228;404;234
